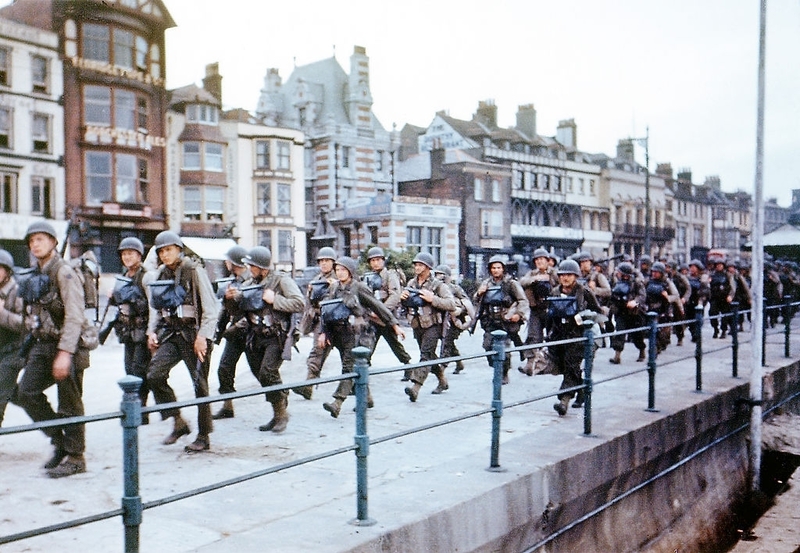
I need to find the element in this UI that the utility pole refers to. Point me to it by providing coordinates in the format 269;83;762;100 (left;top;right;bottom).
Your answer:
632;127;651;257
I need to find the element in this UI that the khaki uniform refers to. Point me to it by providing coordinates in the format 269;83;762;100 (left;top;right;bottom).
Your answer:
0;274;25;425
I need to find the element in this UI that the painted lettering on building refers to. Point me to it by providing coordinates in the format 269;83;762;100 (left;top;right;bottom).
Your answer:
69;56;165;87
84;125;166;149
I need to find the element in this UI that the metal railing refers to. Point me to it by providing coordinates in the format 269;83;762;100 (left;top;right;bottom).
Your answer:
1;298;798;552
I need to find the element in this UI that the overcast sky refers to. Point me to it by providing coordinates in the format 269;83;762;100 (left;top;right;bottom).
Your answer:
24;0;799;205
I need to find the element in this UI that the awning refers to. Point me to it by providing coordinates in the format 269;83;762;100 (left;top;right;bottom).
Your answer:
745;224;800;248
181;237;239;260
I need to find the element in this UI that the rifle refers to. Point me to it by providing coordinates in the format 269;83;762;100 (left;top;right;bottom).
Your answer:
98;300;118;345
439;307;451;357
595;253;626;265
281;312;300;361
468;292;485;335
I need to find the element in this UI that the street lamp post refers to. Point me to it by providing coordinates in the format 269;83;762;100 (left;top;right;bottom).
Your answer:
632;127;651;257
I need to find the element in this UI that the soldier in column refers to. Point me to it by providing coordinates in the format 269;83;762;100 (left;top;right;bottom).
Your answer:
0;249;25;427
542;259;603;416
146;231;219;452
319;256;405;418
608;261;648;364
686;259;710;342
111;237;154;421
15;222;92;477
238;247;305;433
292;246;337;400
472;255;529;385
728;260;752;331
363;247;413;376
211;245;250;419
400;252;458;401
643;262;679;355
666;260;691;346
764;260;783;328
517;248;558;376
433;264;474;375
707;257;736;339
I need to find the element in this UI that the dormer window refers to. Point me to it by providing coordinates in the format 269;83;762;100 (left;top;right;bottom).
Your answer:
186;104;218;125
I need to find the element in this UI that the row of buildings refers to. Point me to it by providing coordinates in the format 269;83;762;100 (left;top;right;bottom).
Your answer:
1;0;797;278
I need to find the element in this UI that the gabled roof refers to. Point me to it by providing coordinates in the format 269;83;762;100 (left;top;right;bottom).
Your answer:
283;57;350;126
170;84;220;108
0;0;176;31
396;150;483;182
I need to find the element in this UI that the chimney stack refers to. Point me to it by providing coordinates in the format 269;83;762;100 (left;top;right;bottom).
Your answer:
474;100;498;129
616;139;635;162
556;119;577;149
203;62;222;104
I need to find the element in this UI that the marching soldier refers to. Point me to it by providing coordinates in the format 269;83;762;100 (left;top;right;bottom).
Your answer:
293;247;338;400
517;248;558;376
318;256;405;417
0;249;25;427
542;259;602;416
433;264;474;375
146;231;219;452
608;261;647;364
239;246;305;433
686;259;710;342
400;252;458;401
111;237;154;420
15;222;93;477
707;257;736;338
666;261;691;346
644;262;679;354
473;255;529;385
363;247;413;374
211;245;250;419
764;261;783;328
728;260;752;331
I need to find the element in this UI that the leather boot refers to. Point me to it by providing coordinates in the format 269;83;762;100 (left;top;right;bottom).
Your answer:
44;447;67;470
401;368;412;382
212;399;234;419
323;397;344;418
502;366;510;385
260;397;289;432
609;350;622;364
553;397;570;416
405;382;422;402
636;348;646;362
162;415;191;445
431;375;449;394
453;361;464;374
184;434;210;453
518;358;535;376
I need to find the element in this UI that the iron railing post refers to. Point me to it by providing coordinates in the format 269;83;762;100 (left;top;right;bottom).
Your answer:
646;312;659;411
350;346;376;527
762;298;768;367
695;303;704;390
783;295;792;358
731;301;739;378
582;321;595;436
118;375;143;553
488;330;507;472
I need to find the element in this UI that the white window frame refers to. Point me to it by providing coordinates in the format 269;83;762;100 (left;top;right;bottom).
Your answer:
277;183;291;215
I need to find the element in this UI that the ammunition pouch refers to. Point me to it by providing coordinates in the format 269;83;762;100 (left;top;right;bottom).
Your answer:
240;284;267;313
149;280;187;310
320;298;352;326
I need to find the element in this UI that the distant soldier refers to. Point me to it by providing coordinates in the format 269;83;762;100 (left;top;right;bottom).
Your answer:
707;257;735;339
211;245;250;419
111;237;154;421
608;261;647;364
685;259;709;343
666;261;691;346
638;255;653;281
362;247;413;373
434;264;474;375
644;262;679;354
473;255;529;385
764;261;783;328
400;253;458;401
0;249;25;427
16;222;93;477
728;260;752;332
238;247;305;433
146;231;219;452
518;248;558;376
318;256;405;417
293;247;337;400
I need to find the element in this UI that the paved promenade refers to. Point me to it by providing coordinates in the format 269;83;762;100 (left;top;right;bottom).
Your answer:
0;319;797;552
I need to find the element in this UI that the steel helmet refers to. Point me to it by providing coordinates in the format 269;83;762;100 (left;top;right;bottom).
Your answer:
638;255;652;266
412;252;435;269
335;256;358;277
651;261;666;275
225;245;248;267
316;247;337;261
576;251;593;263
532;248;549;261
617;262;635;276
487;254;506;269
0;249;13;271
243;246;272;269
434;264;452;277
118;237;145;256
557;259;581;276
153;230;183;251
689;259;705;271
25;221;58;243
367;246;385;260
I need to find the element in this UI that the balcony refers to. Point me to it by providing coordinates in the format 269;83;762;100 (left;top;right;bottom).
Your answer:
614;224;675;242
